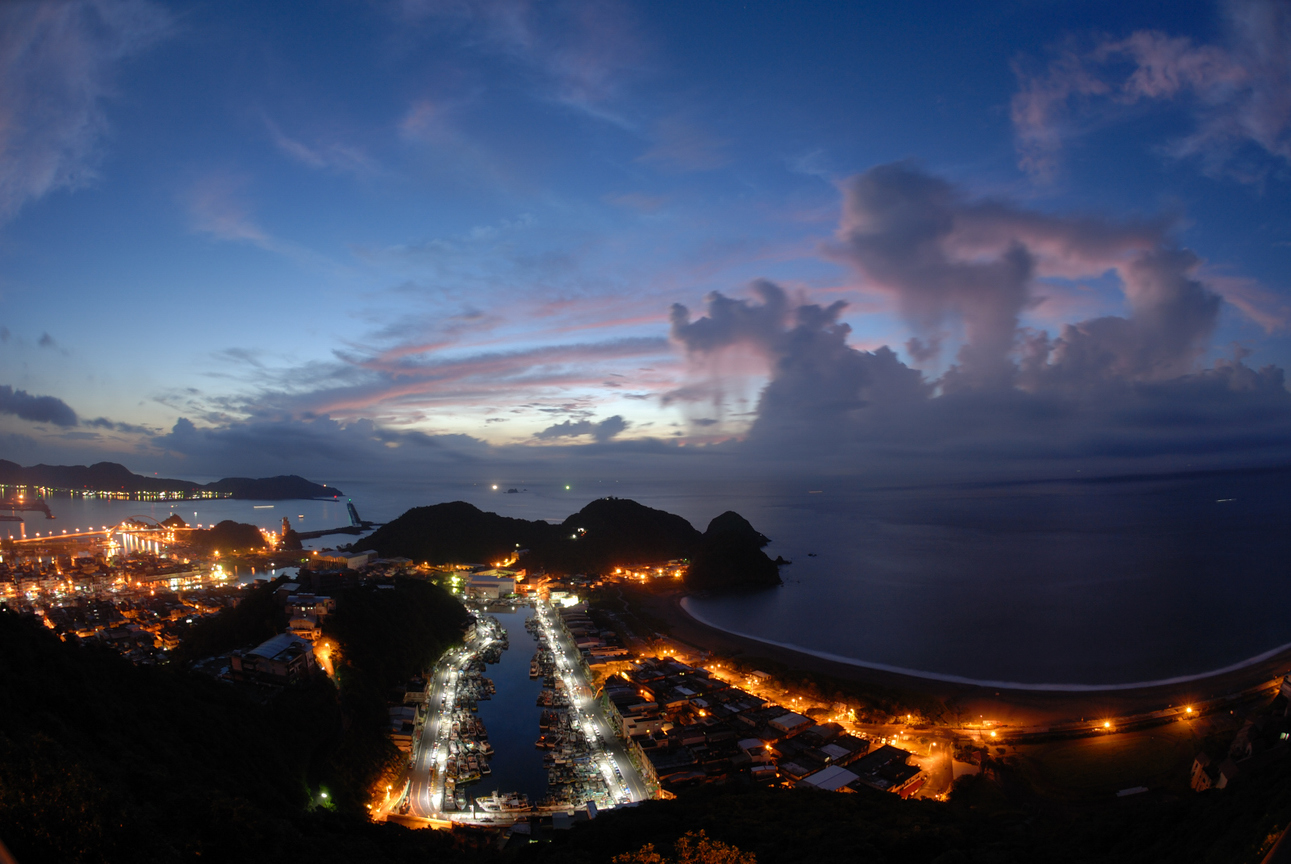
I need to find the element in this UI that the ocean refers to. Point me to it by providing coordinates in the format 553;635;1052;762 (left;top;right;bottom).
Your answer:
9;469;1289;687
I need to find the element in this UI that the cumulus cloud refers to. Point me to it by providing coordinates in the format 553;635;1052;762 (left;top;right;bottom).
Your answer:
1012;0;1291;181
534;414;629;442
0;385;79;427
672;281;930;447
829;162;1223;388
660;163;1291;479
0;0;171;221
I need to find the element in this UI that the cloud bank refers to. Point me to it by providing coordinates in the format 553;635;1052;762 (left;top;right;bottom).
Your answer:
0;385;79;427
16;163;1291;486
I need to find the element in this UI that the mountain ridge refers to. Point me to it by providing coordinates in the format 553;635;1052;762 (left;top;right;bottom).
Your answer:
0;460;339;500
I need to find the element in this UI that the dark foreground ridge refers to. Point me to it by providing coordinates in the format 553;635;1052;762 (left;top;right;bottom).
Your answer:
4;603;1291;863
361;498;783;589
0;459;340;499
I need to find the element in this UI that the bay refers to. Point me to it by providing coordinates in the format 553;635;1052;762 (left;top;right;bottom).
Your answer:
9;469;1289;686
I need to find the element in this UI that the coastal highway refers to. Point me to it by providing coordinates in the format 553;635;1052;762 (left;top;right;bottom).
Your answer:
533;600;652;803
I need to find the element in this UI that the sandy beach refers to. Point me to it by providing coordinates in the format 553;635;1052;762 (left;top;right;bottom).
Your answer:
624;585;1291;730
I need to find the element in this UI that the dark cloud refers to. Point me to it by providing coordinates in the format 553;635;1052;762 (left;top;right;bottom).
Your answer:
830;162;1222;390
0;385;79;427
0;327;9;342
670;279;790;355
665;159;1291;481
672;283;930;449
535;415;630;442
38;332;56;349
84;416;155;435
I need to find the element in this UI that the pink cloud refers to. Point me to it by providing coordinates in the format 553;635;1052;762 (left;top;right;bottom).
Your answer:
1012;0;1291;181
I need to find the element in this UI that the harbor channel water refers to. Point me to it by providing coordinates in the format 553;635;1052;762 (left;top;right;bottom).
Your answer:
472;606;548;804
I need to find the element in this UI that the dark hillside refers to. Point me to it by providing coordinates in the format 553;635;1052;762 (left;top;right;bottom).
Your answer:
0;599;477;863
685;510;782;590
322;579;471;808
360;501;554;564
202;475;337;499
524;498;703;575
186;519;269;553
0;460;340;499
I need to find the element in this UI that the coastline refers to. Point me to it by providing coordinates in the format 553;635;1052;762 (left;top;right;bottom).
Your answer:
627;586;1291;728
680;597;1291;693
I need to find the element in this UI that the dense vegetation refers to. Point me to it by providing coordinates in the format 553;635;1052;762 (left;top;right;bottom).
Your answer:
3;600;1291;862
169;577;288;666
321;578;472;806
363;498;782;588
685;511;781;590
0;609;447;863
186;519;269;554
524;498;703;575
361;501;555;564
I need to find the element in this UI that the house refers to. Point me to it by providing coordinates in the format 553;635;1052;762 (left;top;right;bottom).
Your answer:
769;712;813;737
848;745;923;797
288;612;321;642
230;633;316;683
1190;753;1216;791
798;764;861;792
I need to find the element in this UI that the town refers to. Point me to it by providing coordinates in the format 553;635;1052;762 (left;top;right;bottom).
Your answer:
5;493;1291;855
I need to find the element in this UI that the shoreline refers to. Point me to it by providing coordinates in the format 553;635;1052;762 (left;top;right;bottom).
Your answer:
625;587;1291;728
680;597;1291;693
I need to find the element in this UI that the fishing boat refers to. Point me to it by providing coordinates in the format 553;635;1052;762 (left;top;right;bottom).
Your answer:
476;791;531;813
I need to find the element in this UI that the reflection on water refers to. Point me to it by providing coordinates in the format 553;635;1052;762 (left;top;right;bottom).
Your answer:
470;607;549;803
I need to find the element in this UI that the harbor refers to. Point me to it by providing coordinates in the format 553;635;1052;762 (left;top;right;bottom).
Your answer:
403;600;649;826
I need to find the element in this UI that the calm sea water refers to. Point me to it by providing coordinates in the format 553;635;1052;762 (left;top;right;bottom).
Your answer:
10;470;1289;686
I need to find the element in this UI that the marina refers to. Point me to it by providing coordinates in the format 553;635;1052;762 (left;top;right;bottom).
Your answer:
405;600;648;824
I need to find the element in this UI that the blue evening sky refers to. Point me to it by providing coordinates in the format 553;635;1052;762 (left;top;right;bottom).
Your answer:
1;0;1288;480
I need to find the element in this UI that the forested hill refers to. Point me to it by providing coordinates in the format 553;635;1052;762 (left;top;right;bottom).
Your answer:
361;498;783;589
0;460;339;499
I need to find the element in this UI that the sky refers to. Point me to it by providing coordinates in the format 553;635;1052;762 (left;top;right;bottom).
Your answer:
1;0;1290;485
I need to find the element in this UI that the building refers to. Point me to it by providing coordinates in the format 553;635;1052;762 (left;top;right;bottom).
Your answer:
848;745;924;797
769;712;813;737
466;569;517;598
315;550;377;570
798;764;861;792
230;633;316;683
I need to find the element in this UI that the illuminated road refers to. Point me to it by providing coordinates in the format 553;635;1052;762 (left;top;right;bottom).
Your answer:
407;648;456;817
408;629;495;819
531;599;652;803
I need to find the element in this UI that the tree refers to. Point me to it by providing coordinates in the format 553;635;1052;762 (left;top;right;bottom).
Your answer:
613;831;756;864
